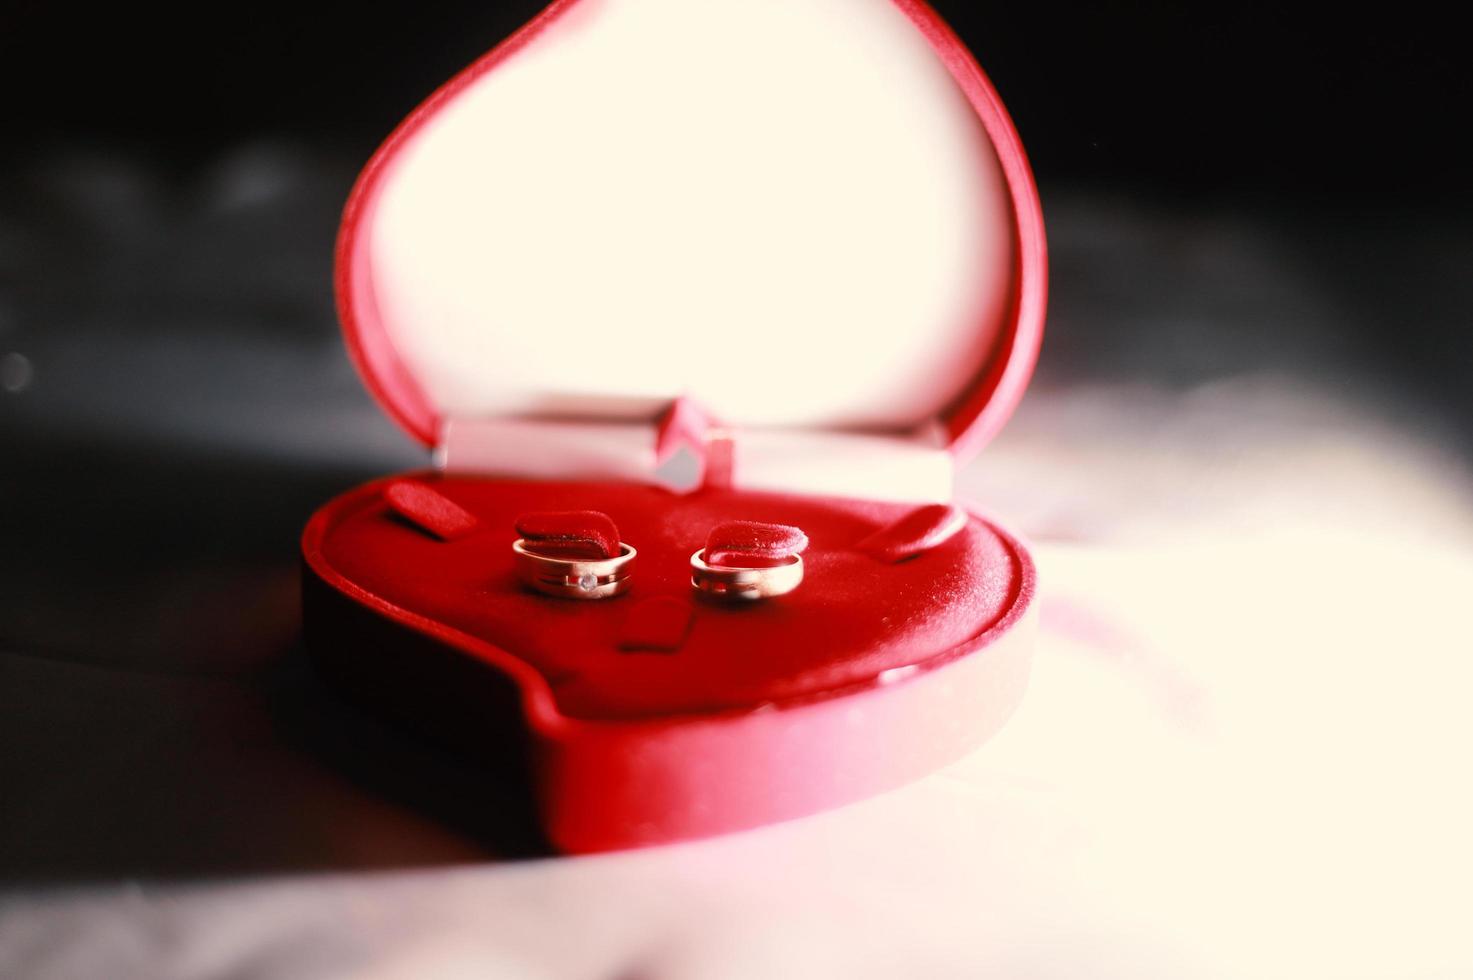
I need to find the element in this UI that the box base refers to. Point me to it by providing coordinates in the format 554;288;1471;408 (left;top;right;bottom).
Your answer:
302;472;1035;852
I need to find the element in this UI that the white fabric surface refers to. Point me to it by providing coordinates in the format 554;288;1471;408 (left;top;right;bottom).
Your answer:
2;158;1470;977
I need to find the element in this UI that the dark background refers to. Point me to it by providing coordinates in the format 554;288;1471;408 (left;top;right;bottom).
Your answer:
3;1;1468;199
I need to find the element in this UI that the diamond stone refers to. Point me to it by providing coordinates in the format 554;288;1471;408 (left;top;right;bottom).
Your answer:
577;573;599;593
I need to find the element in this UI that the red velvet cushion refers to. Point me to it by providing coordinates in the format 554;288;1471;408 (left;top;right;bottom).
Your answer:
383;479;479;540
514;509;621;560
856;503;967;563
617;596;693;654
705;520;809;567
318;476;1023;721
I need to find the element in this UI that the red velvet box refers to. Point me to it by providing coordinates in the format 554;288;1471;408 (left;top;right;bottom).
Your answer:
302;0;1046;853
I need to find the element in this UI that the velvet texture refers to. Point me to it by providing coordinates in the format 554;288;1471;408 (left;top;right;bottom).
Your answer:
514;509;621;559
704;520;808;567
383;479;479;540
617;596;692;653
856;503;967;562
317;475;1024;721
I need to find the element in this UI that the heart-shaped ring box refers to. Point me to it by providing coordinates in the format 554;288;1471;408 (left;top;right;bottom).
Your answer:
302;0;1045;853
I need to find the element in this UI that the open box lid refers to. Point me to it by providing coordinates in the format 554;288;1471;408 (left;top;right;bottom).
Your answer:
336;0;1046;498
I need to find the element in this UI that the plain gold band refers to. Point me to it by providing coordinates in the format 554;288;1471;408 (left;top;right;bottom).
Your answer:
690;549;803;601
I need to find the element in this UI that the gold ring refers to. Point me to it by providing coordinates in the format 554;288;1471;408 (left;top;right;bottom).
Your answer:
513;539;636;599
689;548;803;601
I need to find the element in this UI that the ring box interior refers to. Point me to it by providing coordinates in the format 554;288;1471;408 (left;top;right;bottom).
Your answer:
302;0;1046;854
